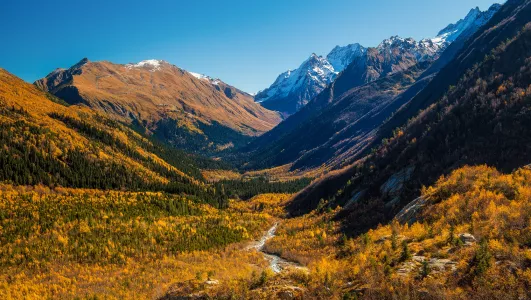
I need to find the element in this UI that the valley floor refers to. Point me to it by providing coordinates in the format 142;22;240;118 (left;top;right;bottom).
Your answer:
3;165;531;299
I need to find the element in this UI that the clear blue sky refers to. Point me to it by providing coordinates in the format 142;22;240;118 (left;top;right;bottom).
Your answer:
0;0;501;93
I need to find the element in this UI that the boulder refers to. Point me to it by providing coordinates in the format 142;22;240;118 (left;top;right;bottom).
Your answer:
459;233;476;246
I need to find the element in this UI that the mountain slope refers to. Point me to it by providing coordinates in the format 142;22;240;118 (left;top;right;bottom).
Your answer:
436;4;502;44
35;59;282;153
0;68;228;207
326;43;366;72
288;0;531;235
245;62;432;170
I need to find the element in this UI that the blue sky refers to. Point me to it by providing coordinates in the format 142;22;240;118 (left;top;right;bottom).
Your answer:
1;0;501;93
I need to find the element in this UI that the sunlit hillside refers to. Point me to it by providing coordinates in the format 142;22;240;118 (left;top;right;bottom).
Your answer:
35;59;282;154
0;68;233;207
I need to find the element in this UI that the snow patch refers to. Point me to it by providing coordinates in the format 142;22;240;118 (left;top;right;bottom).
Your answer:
327;43;366;72
125;59;165;72
187;71;221;86
189;71;208;80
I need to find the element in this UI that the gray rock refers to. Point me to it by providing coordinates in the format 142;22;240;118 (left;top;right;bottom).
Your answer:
428;258;457;272
397;261;417;276
380;166;415;196
276;286;304;300
344;190;366;210
412;255;426;263
394;196;428;224
204;279;219;285
396;255;457;276
459;233;476;246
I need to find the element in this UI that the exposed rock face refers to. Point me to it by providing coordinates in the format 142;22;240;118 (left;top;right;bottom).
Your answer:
344;190;366;210
380;166;415;197
436;4;502;44
327;43;366;71
398;255;457;276
395;196;428;225
256;54;340;115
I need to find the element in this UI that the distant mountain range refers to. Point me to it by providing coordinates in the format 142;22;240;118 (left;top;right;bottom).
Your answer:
35;59;282;154
241;3;502;171
255;4;502;116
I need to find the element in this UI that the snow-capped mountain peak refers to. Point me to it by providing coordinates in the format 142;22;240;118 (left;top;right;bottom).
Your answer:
378;36;409;48
326;43;366;72
436;3;502;45
255;53;337;109
256;4;501;115
375;36;444;62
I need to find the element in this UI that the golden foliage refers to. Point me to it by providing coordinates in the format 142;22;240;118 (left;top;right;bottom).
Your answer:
240;166;531;299
0;186;277;299
202;169;242;182
4;164;531;299
0;68;202;188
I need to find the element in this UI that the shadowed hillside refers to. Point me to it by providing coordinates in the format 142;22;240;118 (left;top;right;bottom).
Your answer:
288;0;531;236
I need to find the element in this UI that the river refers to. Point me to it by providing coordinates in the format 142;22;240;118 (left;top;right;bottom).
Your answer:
249;222;307;273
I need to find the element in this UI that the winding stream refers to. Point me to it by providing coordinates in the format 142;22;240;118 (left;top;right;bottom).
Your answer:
249;222;306;273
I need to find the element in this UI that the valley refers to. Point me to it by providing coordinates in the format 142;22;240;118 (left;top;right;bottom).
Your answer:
2;0;531;299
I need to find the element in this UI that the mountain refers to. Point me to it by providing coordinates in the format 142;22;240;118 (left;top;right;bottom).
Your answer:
255;4;502;116
244;61;432;170
288;0;531;235
35;59;282;154
0;68;233;207
255;54;340;116
330;36;439;99
242;3;502;171
255;46;366;116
